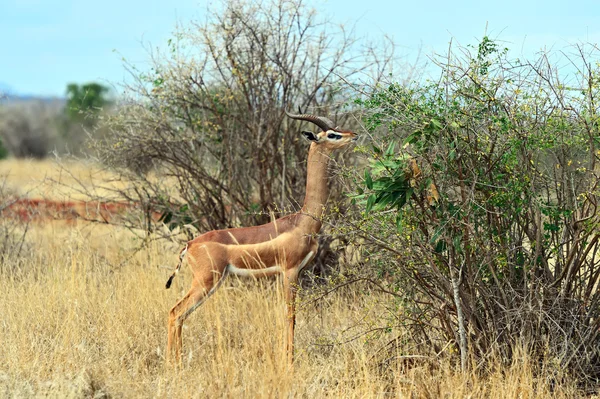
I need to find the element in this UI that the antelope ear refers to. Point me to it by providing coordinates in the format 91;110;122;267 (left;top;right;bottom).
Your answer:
302;131;319;142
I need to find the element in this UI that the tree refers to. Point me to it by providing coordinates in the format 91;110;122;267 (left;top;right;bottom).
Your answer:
65;82;110;123
60;82;111;154
349;38;600;386
94;0;397;244
0;101;58;158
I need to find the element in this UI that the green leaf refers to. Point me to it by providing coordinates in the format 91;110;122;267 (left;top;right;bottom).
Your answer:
364;170;373;190
385;141;396;156
366;194;376;213
452;235;463;253
434;240;447;253
404;131;421;145
430;228;443;245
396;214;403;231
448;148;456;162
404;188;414;203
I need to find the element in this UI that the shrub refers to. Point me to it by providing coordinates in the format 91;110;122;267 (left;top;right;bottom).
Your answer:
94;0;395;241
349;38;600;388
0;101;59;158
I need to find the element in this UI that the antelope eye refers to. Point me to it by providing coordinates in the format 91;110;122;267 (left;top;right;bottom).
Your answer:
327;133;340;140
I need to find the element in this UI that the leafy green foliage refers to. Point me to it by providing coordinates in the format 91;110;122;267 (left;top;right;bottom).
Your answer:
347;37;600;385
65;82;110;123
354;143;413;214
158;203;195;232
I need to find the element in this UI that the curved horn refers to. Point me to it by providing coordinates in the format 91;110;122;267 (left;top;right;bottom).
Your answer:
285;110;336;132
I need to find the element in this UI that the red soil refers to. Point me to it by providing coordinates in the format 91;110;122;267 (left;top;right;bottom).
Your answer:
1;198;162;224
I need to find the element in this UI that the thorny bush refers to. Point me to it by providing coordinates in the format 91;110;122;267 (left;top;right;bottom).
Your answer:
94;0;397;244
348;38;600;388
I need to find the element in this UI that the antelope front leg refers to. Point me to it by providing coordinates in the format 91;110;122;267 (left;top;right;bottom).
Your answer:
167;317;182;365
283;268;299;367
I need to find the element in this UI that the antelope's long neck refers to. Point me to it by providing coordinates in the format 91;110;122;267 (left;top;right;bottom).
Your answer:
301;142;332;228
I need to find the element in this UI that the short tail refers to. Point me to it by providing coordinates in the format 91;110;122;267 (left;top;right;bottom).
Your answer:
165;244;188;289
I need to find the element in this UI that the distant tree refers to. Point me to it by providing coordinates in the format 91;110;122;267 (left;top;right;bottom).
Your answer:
61;82;111;154
65;82;110;123
0;101;58;158
0;137;7;159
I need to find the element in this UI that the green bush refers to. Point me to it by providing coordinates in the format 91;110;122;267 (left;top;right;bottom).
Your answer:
349;37;600;386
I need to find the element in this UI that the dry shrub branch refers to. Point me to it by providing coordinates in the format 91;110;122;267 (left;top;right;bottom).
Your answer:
94;0;398;243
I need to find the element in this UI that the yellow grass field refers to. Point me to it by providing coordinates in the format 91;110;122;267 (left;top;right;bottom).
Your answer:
0;159;584;398
0;158;126;201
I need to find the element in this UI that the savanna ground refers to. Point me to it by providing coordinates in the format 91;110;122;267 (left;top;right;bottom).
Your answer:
0;159;587;398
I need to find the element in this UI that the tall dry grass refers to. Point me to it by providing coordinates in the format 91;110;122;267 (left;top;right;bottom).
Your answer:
0;224;584;398
0;159;585;397
0;157;181;204
0;158;125;201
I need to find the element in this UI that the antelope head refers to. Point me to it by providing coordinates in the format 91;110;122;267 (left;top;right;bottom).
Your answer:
285;110;358;149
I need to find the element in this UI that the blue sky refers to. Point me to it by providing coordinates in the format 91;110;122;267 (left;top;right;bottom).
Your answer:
2;0;599;97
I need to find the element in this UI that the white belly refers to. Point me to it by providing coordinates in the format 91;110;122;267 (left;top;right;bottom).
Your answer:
227;264;283;277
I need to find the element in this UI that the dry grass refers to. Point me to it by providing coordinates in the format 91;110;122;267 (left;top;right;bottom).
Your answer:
0;159;586;398
0;158;181;204
0;158;126;201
